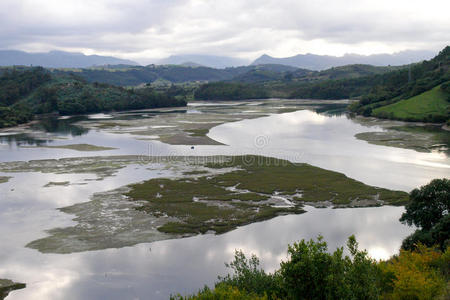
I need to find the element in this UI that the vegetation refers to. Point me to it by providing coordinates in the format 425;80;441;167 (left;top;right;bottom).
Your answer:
55;64;305;86
0;67;49;127
191;64;401;100
54;64;243;86
0;279;26;300
351;46;450;122
400;178;450;251
172;178;449;299
54;63;398;87
355;124;450;154
0;176;11;184
379;244;449;300
194;82;269;100
173;236;449;300
371;84;450;122
125;156;408;235
0;66;187;128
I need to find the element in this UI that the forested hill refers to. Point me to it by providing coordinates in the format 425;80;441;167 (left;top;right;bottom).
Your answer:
53;64;301;86
350;46;450;122
194;64;402;101
54;63;398;87
0;67;186;128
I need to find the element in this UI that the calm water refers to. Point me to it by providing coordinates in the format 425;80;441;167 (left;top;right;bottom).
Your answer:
0;100;448;299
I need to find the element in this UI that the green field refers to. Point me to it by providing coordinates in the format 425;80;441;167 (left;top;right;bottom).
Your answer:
372;84;449;122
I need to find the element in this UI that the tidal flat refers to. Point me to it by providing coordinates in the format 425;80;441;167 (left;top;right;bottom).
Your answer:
353;117;449;153
73;100;349;145
2;155;408;254
24;143;117;152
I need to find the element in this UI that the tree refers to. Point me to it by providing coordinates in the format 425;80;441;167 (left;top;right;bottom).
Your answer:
279;235;380;300
400;178;450;250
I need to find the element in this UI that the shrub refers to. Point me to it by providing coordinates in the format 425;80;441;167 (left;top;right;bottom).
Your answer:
379;245;447;300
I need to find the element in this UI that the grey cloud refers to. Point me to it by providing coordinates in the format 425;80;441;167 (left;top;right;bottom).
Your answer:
0;0;448;59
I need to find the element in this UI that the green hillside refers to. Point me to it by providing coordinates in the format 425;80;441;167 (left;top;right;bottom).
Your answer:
350;46;450;121
372;84;450;122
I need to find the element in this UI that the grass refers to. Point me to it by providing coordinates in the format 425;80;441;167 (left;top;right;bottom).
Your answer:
185;128;210;136
372;85;450;122
125;155;408;235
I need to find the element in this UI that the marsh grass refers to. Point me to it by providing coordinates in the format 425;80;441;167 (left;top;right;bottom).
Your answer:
126;155;408;234
0;176;11;184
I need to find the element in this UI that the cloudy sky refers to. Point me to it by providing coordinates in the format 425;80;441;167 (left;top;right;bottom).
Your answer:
1;0;449;63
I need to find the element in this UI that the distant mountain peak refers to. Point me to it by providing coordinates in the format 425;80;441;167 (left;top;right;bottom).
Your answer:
158;54;250;69
251;50;436;70
0;50;139;68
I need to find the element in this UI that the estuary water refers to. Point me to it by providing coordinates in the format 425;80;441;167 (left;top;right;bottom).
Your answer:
0;100;448;299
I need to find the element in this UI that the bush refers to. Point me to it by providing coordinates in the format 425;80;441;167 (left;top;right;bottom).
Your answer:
176;236;449;300
218;250;281;297
199;235;382;300
379;245;448;300
170;285;268;300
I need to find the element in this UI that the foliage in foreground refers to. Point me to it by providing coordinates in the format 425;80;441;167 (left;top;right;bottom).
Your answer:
173;237;449;300
379;244;449;300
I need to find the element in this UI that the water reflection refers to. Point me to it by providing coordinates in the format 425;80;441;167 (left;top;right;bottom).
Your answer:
0;100;447;299
3;206;412;300
31;116;89;137
208;110;450;191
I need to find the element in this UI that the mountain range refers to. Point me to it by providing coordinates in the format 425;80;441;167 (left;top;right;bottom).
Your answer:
0;49;438;70
251;50;436;70
157;54;250;69
0;50;138;68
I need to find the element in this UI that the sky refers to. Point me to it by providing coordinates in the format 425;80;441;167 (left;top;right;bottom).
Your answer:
1;0;449;64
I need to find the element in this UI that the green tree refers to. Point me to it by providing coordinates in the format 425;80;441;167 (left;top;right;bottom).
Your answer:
400;178;450;250
279;235;379;300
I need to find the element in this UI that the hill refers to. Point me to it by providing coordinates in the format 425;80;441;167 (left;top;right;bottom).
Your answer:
371;84;450;122
54;65;244;86
0;50;139;68
252;50;436;70
54;64;301;86
56;63;396;87
0;67;186;128
194;64;404;100
350;46;450;122
157;54;249;69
